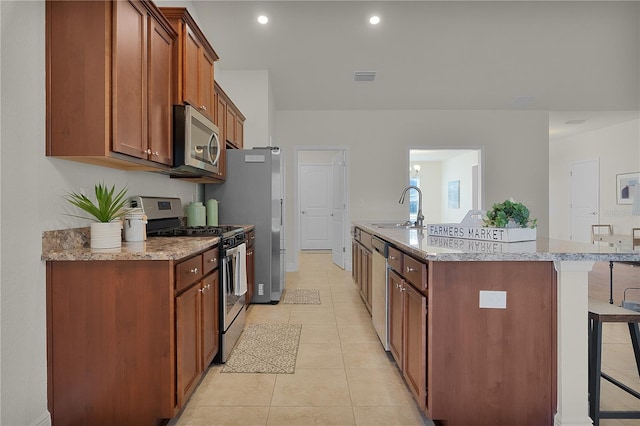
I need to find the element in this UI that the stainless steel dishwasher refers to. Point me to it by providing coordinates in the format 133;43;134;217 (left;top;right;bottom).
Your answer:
371;236;390;351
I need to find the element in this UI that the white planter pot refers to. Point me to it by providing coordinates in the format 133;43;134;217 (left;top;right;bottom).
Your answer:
90;221;122;249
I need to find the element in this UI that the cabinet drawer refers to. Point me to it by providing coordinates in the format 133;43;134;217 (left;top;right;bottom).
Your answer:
403;255;427;293
388;246;403;274
202;247;219;275
175;255;203;292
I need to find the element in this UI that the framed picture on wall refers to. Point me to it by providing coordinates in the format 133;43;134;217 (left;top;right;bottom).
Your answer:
616;172;640;205
448;180;460;208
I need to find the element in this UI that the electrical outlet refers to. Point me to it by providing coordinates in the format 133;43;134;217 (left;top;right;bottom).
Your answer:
479;290;507;309
258;283;264;296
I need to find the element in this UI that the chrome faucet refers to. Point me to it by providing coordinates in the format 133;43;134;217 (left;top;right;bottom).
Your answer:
398;185;424;227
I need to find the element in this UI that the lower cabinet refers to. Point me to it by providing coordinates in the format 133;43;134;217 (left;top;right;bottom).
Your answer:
388;269;427;409
246;230;255;306
352;227;372;313
176;272;219;408
46;247;220;425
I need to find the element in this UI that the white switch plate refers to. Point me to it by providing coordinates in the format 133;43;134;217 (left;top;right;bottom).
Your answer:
479;290;507;309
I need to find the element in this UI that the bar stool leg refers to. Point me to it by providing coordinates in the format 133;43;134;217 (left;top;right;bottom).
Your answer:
628;322;640;375
589;317;603;426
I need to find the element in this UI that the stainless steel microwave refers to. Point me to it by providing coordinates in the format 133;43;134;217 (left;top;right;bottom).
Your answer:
172;105;221;178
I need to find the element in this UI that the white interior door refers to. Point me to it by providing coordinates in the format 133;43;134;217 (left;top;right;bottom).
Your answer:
300;164;333;250
331;152;346;268
570;159;600;242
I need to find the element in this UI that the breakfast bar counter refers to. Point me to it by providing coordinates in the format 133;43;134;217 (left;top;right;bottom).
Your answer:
354;221;640;426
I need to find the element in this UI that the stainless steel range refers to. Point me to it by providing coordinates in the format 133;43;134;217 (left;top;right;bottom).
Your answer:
130;196;247;363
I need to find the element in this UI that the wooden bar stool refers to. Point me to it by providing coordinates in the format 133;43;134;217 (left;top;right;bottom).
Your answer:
588;298;640;425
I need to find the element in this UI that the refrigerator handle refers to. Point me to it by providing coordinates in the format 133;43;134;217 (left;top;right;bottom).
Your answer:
280;199;283;226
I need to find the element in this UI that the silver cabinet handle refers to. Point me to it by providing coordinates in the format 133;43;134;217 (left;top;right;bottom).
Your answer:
190;268;199;274
145;148;152;154
389;256;397;260
406;266;416;273
207;258;216;263
201;105;207;111
153;151;159;156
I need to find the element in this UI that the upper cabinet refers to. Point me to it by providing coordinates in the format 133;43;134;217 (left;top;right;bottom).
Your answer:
160;7;219;123
214;82;246;149
46;0;177;170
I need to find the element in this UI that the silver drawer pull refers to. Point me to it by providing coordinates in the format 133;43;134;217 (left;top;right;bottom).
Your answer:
207;258;216;263
389;256;397;260
190;267;199;274
406;266;416;273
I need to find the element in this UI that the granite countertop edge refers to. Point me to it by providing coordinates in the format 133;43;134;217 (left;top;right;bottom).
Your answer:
41;225;254;262
354;222;640;262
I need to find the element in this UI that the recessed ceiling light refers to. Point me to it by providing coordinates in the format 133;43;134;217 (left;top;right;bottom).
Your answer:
369;16;380;25
565;119;587;125
257;15;269;25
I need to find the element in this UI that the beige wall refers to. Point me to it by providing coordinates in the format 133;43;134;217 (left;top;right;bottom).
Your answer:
277;109;550;268
549;118;640;240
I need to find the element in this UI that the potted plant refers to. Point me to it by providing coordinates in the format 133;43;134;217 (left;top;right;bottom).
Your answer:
65;183;128;249
484;198;537;229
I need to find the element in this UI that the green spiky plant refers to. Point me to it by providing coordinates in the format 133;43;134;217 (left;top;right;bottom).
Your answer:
484;199;537;229
65;183;128;223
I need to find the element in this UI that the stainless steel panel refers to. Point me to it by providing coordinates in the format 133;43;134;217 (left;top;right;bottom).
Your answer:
205;147;285;304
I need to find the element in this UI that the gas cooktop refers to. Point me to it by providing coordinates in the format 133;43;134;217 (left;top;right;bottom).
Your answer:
148;225;243;238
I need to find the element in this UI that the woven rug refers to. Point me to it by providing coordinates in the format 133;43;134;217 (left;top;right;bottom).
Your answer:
281;289;321;305
222;324;302;374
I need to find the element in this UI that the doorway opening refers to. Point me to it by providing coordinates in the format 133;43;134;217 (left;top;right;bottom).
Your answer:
408;149;483;224
294;146;349;271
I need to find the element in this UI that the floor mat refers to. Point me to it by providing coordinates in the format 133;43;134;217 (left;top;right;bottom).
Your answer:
221;323;302;374
281;289;321;305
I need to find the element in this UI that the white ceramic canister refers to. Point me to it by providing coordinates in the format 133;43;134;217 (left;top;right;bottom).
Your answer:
206;199;218;226
123;208;147;242
186;202;206;227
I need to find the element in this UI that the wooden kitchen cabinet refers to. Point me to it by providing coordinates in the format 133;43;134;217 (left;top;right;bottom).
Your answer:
175;249;220;408
387;248;428;410
46;246;220;425
352;227;373;313
214;81;246;149
46;0;177;170
245;229;256;305
160;7;218;123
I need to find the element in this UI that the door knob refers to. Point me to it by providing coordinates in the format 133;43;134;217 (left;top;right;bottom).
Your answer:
590;212;598;215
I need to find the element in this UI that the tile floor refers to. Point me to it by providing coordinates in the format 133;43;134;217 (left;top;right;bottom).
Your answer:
171;252;431;426
171;255;640;426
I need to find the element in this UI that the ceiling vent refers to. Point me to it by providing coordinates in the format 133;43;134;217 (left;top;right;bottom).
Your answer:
353;71;376;82
564;119;586;125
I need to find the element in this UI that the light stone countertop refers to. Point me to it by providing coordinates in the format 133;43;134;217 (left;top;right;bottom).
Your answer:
41;225;254;262
355;221;640;262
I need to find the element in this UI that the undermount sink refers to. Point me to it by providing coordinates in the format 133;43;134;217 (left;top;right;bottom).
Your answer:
372;222;425;229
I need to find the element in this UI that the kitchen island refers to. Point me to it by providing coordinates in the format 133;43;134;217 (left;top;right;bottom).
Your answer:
354;221;640;426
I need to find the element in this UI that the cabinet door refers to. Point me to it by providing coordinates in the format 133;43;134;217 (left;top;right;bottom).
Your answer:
112;0;147;159
199;49;215;121
388;269;404;367
246;245;255;305
403;283;427;409
201;274;219;367
147;14;173;165
176;283;201;408
183;25;201;111
236;116;244;148
365;249;372;310
226;107;236;146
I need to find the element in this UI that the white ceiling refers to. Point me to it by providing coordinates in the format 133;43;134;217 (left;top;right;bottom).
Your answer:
189;1;640;141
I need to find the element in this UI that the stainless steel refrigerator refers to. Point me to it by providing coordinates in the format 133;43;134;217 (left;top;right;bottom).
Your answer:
205;147;285;303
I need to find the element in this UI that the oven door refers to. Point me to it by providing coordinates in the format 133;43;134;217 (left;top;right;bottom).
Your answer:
221;245;246;331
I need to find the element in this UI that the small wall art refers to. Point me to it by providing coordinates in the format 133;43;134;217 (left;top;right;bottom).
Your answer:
448;180;460;209
616;172;640;205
